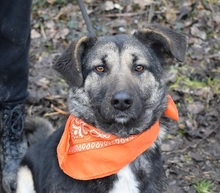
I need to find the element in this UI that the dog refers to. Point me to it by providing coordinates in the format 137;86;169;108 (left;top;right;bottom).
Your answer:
16;24;187;193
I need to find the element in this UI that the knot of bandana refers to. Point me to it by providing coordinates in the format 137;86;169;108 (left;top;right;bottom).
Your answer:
57;95;178;180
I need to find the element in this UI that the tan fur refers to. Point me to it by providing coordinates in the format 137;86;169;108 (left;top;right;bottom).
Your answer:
17;25;187;193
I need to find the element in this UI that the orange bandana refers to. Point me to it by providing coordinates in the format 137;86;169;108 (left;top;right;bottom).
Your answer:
57;95;178;180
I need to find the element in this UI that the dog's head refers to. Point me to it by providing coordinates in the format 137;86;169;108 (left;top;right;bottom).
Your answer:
54;25;187;137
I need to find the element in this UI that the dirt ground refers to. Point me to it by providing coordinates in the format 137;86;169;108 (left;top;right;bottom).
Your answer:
1;0;220;192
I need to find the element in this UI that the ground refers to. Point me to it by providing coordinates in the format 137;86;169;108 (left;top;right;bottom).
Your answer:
1;0;220;192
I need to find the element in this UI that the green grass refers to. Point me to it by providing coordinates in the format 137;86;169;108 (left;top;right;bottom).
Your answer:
168;65;220;96
193;180;215;193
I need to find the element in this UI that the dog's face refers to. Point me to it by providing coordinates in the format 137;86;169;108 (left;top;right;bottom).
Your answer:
79;35;166;137
54;25;187;137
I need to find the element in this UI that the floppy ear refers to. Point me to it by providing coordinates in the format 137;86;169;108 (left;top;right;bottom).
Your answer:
53;36;97;87
133;24;188;62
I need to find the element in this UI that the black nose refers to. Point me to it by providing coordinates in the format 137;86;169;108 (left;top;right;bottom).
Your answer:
111;91;133;111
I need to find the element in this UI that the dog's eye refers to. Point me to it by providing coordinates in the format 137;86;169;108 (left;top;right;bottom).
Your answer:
95;66;105;73
135;65;145;72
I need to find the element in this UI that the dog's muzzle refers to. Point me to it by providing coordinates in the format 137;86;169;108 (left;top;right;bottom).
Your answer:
110;90;134;124
111;91;133;111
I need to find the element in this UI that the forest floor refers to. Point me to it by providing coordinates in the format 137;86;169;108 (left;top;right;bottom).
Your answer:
1;0;220;192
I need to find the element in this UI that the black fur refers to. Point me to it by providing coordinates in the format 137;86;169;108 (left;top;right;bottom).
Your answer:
17;25;187;193
21;127;166;193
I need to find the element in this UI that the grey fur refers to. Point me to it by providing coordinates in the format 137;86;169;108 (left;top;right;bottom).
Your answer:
17;25;187;193
24;117;55;146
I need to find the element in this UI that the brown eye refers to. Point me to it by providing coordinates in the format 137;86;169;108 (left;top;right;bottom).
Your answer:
135;65;144;72
95;66;105;72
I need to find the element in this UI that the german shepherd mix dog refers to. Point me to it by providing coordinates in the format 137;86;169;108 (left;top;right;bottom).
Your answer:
16;25;187;193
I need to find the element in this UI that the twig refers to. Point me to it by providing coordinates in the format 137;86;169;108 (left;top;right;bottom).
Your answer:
207;53;220;59
44;112;60;117
40;23;47;41
45;95;66;100
148;3;155;24
104;11;148;18
51;104;69;115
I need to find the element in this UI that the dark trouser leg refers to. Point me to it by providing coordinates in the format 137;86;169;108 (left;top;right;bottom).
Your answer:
0;0;31;104
0;0;32;192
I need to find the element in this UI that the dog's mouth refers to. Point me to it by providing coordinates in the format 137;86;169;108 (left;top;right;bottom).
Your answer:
110;110;139;125
114;114;130;124
100;104;143;125
95;107;147;137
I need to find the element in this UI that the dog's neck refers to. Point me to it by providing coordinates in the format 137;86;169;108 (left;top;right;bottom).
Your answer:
57;95;178;180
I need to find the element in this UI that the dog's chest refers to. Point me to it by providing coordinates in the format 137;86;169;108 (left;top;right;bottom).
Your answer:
109;165;139;193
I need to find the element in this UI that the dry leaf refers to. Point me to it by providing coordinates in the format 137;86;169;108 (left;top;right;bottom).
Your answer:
165;8;177;22
45;20;55;29
55;28;69;39
133;0;153;8
46;0;56;4
104;1;114;11
36;77;50;89
114;3;123;10
31;29;41;39
191;26;207;40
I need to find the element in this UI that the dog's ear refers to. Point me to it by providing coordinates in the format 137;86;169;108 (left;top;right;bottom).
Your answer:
133;24;187;62
53;36;97;87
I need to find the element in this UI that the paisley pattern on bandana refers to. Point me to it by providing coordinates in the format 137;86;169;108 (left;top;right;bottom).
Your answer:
68;118;136;154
